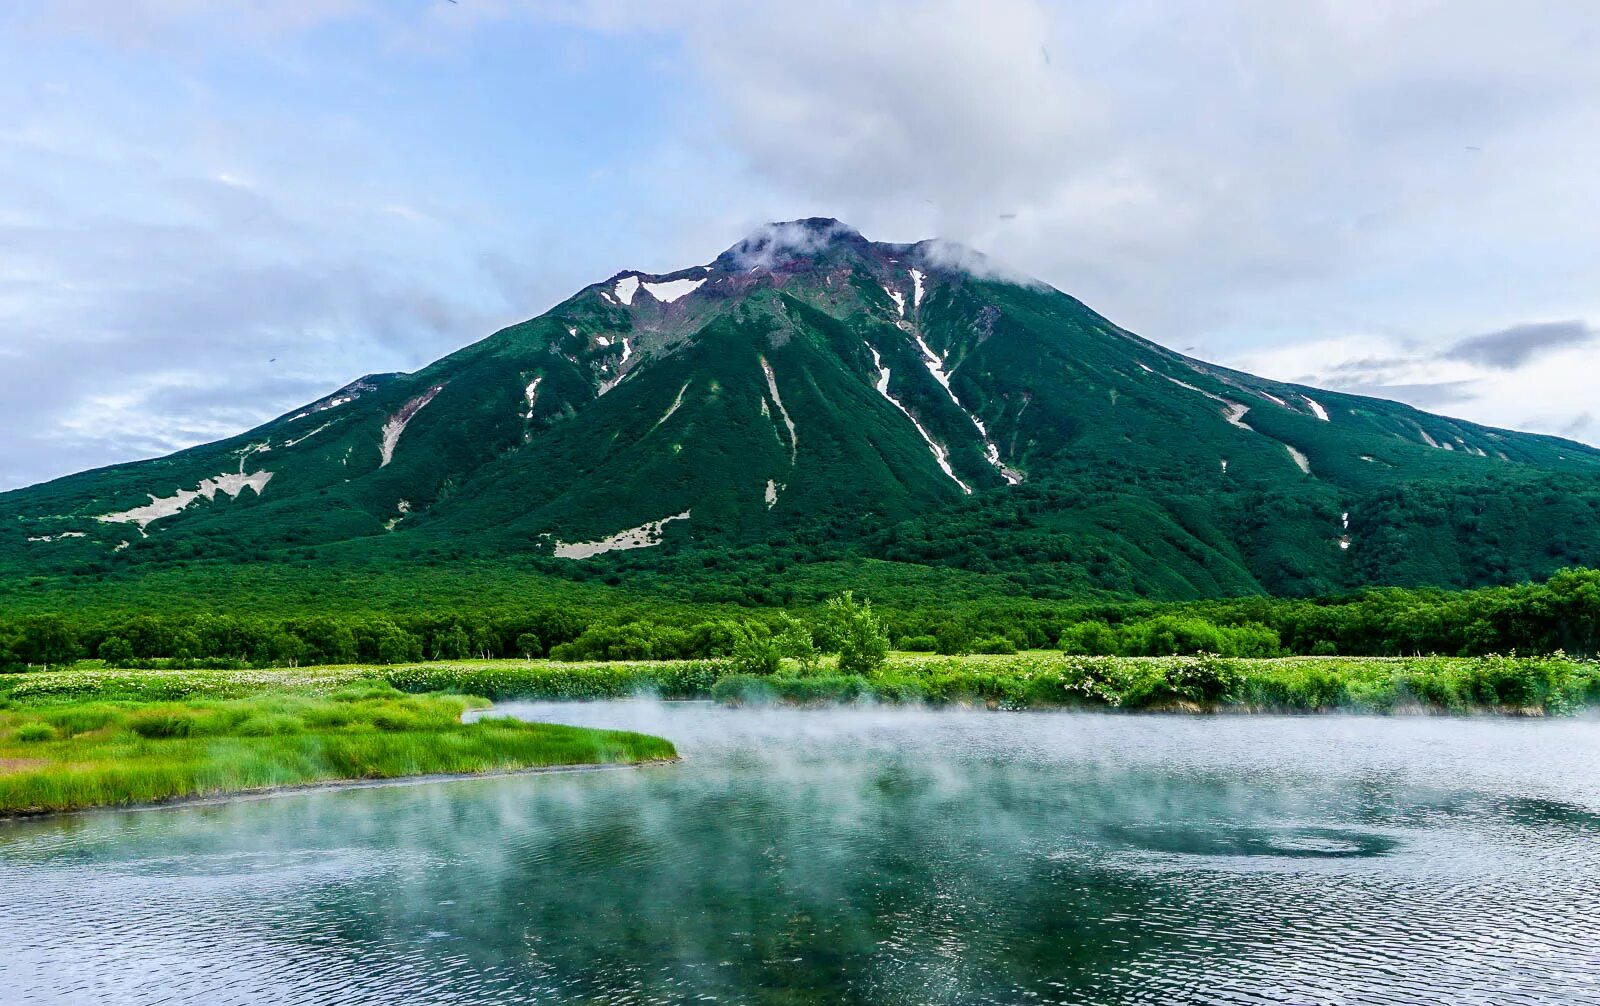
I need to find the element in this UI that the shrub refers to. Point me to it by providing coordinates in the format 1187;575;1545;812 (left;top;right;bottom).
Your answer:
1058;622;1120;656
934;623;973;656
710;674;774;706
898;635;938;652
971;636;1018;655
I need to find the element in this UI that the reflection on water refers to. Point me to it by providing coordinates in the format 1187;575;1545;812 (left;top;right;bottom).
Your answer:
3;705;1599;1004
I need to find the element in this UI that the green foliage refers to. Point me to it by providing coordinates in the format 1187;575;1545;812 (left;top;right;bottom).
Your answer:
16;615;78;668
704;652;1600;715
515;632;543;660
822;591;889;675
934;622;973;656
710;674;773;706
97;635;134;666
897;635;938;652
732;634;783;676
1058;621;1119;655
774;613;821;673
971;636;1018;655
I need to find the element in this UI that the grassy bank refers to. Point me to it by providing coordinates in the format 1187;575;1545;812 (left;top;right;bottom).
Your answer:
368;652;1600;714
712;652;1600;715
6;652;1598;736
0;678;675;816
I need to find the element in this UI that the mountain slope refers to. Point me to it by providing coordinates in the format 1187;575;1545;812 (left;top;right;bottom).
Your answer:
8;218;1600;601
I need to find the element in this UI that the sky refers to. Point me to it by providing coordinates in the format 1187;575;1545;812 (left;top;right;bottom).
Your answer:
2;0;1598;491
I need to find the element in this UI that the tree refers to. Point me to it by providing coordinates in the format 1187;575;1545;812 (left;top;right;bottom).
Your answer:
98;635;135;667
516;632;543;661
374;624;423;664
934;621;974;656
732;633;783;675
432;623;471;661
19;615;78;669
1058;621;1120;656
822;591;889;675
774;613;820;673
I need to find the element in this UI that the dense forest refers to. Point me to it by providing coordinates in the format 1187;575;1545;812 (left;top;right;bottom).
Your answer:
7;567;1600;671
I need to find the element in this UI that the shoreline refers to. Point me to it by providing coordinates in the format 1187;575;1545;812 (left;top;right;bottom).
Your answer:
0;756;681;823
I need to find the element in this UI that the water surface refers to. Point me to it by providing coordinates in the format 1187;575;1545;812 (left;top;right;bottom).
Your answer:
3;704;1598;1004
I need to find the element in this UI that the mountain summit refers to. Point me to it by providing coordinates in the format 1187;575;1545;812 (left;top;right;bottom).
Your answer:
8;219;1600;598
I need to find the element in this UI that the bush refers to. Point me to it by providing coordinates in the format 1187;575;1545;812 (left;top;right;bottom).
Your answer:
710;674;773;706
971;636;1018;655
934;623;973;656
898;635;938;653
1058;622;1120;656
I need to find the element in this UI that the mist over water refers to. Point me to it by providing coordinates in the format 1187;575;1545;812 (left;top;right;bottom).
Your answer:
3;705;1599;1004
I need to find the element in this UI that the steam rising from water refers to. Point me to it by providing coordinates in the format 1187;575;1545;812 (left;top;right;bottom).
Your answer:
3;705;1597;1004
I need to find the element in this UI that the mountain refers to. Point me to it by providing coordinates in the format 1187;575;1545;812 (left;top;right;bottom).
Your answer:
9;217;1600;603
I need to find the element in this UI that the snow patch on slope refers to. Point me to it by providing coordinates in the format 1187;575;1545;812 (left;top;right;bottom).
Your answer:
98;471;275;530
288;379;376;422
759;357;797;462
522;376;542;419
281;422;332;448
655;381;690;429
384;499;412;532
554;511;691;559
1160;373;1312;473
910;268;926;309
1302;395;1330;421
379;385;444;467
867;343;972;495
642;277;705;303
883;286;905;317
28;532;87;543
765;479;780;508
1160;375;1252;431
613;275;640;305
909;332;1021;484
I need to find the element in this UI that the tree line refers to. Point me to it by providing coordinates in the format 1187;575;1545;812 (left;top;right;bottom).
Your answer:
7;568;1600;671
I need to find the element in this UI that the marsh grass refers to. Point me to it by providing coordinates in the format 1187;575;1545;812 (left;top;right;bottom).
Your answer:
0;682;675;815
715;653;1600;714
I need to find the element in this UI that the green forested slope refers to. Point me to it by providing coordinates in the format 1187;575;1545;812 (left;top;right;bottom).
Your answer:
6;218;1600;606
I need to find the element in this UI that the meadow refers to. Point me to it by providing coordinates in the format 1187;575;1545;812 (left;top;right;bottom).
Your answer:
0;677;675;816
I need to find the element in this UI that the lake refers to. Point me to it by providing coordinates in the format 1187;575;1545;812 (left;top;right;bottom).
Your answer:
3;704;1598;1004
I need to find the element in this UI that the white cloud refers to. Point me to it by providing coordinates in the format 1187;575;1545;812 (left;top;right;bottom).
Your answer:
1221;322;1600;443
5;0;1600;489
